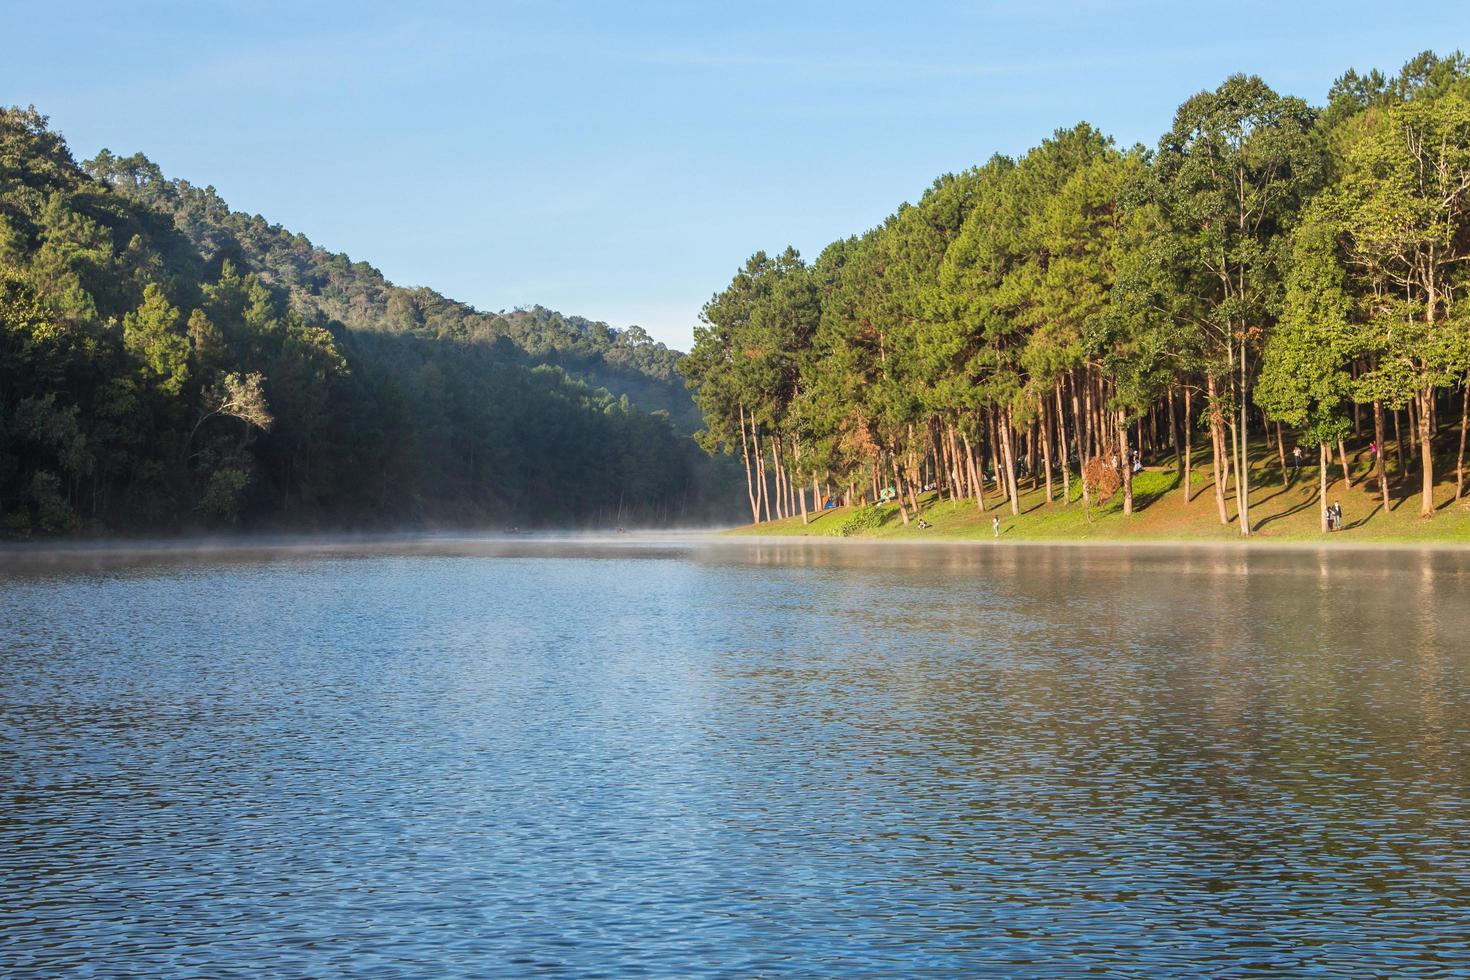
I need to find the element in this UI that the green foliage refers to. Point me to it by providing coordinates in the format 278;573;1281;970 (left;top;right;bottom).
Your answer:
82;148;699;432
1327;89;1470;404
834;504;885;537
1256;213;1354;444
682;51;1470;531
1;107;740;535
123;283;189;395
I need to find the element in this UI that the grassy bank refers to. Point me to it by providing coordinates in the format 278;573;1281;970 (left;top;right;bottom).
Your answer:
725;439;1470;545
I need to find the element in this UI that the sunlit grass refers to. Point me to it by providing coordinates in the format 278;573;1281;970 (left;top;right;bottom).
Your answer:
726;439;1470;545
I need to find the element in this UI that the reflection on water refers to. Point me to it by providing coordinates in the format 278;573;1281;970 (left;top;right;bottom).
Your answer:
3;537;1469;976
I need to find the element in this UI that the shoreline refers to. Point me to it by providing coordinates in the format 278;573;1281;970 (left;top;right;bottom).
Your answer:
720;530;1470;553
0;528;726;562
717;457;1470;552
4;524;1470;566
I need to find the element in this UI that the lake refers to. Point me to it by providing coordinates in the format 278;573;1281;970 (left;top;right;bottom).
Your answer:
3;536;1469;977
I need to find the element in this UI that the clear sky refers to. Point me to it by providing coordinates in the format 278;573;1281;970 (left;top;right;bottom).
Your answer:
6;1;1469;349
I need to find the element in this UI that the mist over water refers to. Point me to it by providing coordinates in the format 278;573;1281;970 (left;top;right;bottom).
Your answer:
3;538;1469;976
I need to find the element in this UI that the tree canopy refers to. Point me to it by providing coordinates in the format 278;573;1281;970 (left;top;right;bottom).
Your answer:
683;52;1470;533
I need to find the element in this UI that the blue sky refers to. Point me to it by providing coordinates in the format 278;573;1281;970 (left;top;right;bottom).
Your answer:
6;1;1469;349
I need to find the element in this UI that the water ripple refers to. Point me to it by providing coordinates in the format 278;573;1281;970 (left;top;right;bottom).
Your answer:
2;540;1468;976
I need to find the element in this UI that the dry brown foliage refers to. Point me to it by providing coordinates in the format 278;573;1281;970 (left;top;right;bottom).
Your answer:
1083;455;1121;501
839;411;880;459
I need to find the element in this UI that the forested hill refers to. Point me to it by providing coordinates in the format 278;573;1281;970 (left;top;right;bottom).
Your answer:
82;151;699;432
0;107;739;536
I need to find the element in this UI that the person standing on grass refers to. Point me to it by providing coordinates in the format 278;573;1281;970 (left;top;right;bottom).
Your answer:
1292;445;1303;476
993;516;1000;538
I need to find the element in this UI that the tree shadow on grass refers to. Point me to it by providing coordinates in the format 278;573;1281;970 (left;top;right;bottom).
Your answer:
1129;471;1181;512
1189;474;1218;504
1252;482;1317;511
1253;493;1319;531
1343;503;1384;530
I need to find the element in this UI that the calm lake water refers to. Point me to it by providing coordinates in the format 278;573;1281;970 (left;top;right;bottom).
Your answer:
3;536;1469;977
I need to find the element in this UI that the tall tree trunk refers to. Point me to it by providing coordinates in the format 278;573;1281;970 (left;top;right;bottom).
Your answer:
1184;384;1194;502
1207;376;1229;524
771;436;786;521
1055;384;1071;503
1419;383;1435;518
1235;339;1251;536
936;425;950;499
1408;396;1420;463
964;430;985;513
1276;422;1288;487
1320;442;1330;534
950;423;966;500
1227;413;1243;524
1069;371;1085;465
1373;399;1390;512
905;447;922;516
1041;402;1055;503
1083;376;1095;463
1027;422;1039;489
959;426;972;501
1457;379;1468;501
753;427;769;522
738;404;758;523
1393;408;1404;478
795;440;808;525
1000;409;1020;516
1120;414;1134;516
986;409;1006;504
1429;386;1437;447
892;455;910;526
1338;439;1353;489
1168;384;1184;483
782;437;793;520
948;423;965;500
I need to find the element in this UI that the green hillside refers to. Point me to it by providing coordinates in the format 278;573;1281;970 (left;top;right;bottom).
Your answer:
0;107;736;536
83;150;700;432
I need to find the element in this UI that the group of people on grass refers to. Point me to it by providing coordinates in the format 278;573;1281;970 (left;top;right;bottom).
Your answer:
1106;450;1144;474
914;513;1005;538
1284;444;1349;531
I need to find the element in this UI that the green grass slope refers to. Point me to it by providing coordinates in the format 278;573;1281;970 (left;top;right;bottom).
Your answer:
727;439;1470;546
